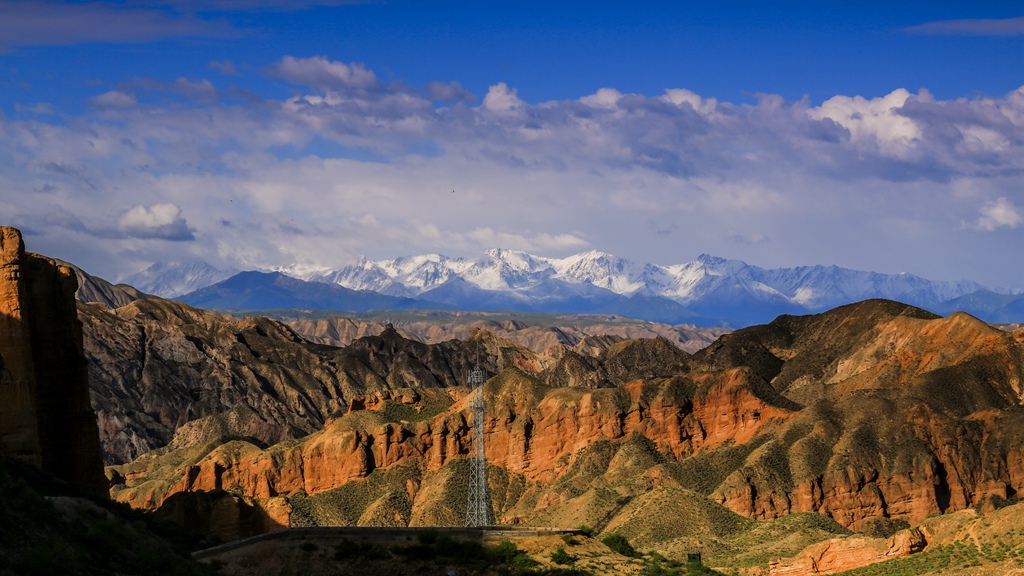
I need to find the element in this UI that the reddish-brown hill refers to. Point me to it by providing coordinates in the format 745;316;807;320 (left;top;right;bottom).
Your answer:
93;294;1024;560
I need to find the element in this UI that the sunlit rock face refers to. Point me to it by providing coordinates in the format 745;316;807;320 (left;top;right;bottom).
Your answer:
0;226;106;495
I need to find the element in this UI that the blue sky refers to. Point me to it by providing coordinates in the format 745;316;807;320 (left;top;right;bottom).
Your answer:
1;0;1023;288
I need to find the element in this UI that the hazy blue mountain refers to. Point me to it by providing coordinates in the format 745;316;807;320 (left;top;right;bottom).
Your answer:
178;271;445;312
128;248;1014;327
932;290;1024;324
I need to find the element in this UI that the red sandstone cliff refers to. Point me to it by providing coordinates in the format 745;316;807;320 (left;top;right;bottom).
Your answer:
0;226;106;495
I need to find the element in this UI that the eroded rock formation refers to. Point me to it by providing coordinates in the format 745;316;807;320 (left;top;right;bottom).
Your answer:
105;298;1024;543
0;227;106;495
768;528;927;575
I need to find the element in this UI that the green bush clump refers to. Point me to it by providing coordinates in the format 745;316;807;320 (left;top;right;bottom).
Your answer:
550;545;573;565
485;540;541;572
860;517;910;539
488;539;523;565
601;532;639;558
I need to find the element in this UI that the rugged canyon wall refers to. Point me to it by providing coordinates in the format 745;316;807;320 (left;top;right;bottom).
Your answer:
0;226;106;495
105;298;1024;546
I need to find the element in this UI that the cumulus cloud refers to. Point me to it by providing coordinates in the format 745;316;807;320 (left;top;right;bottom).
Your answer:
481;82;525;115
810;89;921;156
580;88;623;109
970;197;1023;231
267;55;381;93
119;203;196;241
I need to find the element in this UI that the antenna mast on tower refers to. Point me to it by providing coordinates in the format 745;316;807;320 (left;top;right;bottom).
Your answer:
465;344;491;527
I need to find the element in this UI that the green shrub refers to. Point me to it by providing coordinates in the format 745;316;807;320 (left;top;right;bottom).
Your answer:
487;539;521;565
860;517;910;539
551;545;573;565
602;532;639;558
577;524;594;537
510;552;539;571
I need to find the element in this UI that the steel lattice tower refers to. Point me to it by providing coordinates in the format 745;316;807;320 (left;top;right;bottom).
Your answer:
465;358;490;527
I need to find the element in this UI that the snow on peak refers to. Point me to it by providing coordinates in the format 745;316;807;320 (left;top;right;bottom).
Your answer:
146;248;990;316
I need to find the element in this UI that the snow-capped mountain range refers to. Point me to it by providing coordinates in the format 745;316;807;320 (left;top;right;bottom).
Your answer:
125;249;1009;327
121;261;239;299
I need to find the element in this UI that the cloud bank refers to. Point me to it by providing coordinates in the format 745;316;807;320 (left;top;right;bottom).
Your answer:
3;55;1024;288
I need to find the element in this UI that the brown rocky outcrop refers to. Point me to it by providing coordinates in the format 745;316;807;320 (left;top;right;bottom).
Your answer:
0;227;106;495
80;303;540;464
113;366;796;511
706;303;1024;529
768;527;926;575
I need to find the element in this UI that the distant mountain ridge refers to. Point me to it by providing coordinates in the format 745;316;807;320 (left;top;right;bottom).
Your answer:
178;271;448;313
136;249;1019;326
121;261;238;298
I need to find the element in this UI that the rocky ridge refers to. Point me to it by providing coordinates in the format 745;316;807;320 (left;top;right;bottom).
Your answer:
81;296;543;464
98;297;1024;576
286;311;728;354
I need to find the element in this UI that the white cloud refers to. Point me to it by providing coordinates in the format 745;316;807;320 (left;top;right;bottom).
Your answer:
481;82;525;115
660;88;718;116
268;55;381;93
464;228;589;253
970;197;1023;231
580;88;623;109
90;90;137;108
811;89;922;156
425;81;474;103
119;203;195;240
5;58;1024;288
